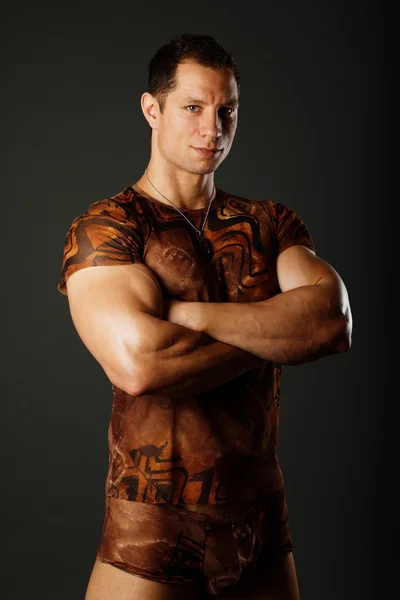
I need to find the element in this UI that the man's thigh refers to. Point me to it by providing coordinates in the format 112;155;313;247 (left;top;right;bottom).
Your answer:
203;551;299;600
85;558;203;600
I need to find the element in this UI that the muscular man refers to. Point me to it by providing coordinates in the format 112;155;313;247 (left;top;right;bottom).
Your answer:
57;32;352;600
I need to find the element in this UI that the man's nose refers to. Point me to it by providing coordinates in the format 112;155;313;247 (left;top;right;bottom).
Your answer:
200;111;222;140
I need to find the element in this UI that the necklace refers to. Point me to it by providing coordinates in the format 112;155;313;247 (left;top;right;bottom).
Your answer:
144;169;215;258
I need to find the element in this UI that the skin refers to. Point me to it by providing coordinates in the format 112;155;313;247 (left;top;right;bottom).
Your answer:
162;245;352;365
135;59;239;210
85;552;299;600
79;59;352;600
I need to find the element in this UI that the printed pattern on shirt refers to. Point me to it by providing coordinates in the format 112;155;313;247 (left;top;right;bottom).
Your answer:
57;184;315;505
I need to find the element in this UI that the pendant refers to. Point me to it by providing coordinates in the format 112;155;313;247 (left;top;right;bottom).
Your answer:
197;233;213;258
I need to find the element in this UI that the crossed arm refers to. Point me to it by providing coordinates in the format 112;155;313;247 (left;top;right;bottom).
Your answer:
138;245;352;396
164;246;352;362
66;244;352;399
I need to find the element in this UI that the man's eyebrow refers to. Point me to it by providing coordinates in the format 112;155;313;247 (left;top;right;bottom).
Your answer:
182;96;239;106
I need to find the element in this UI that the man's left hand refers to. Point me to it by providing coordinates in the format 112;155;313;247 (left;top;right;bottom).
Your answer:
163;298;203;332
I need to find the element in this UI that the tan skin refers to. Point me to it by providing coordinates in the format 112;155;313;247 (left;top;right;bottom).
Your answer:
162;244;352;365
74;59;353;599
135;59;239;211
85;552;300;599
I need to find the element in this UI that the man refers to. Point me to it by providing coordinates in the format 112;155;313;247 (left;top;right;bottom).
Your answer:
57;32;352;600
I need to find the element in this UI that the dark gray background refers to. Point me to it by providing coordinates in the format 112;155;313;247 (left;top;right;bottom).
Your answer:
2;1;391;599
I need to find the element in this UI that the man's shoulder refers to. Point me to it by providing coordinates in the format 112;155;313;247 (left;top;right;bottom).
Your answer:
85;183;138;214
64;184;145;234
221;188;275;213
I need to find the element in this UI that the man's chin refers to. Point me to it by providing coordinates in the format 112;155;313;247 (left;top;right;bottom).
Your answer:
186;164;219;176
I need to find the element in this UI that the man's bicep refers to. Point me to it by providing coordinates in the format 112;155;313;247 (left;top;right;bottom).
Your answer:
276;245;343;293
65;263;164;394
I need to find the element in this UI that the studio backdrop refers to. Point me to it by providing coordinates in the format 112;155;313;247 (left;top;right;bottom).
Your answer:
2;2;389;599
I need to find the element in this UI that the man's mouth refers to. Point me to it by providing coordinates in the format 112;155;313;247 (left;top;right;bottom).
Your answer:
193;147;222;158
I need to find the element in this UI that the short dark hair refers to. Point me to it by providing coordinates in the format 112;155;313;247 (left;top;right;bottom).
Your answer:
148;32;241;113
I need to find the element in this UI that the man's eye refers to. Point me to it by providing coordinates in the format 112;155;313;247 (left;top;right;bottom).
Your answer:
220;107;234;117
185;105;234;116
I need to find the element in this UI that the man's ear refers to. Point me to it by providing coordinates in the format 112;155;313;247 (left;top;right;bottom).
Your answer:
141;92;159;131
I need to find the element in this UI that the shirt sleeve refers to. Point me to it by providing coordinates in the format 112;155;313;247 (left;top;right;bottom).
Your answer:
272;200;315;255
57;197;146;296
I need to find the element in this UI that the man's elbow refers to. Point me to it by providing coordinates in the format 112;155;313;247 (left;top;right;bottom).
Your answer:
102;352;151;397
102;365;143;397
335;329;352;354
106;371;150;397
327;310;353;355
129;368;154;397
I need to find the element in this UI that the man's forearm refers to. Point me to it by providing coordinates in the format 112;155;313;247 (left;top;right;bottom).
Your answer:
129;313;264;398
174;282;352;365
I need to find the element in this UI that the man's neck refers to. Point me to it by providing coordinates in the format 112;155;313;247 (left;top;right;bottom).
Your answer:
135;167;215;212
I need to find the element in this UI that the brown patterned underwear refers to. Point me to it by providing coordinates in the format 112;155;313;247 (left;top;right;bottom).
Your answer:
96;486;294;596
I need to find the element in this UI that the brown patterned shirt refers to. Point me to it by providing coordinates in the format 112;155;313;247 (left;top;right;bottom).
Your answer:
57;183;315;506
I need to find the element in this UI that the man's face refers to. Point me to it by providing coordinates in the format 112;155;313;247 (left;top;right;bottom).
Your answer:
153;60;239;175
